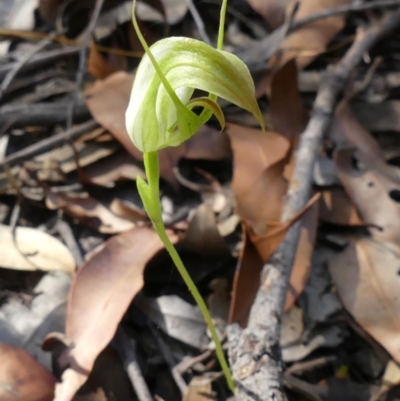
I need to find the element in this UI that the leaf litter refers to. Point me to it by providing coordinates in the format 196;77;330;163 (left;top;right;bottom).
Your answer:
4;1;400;401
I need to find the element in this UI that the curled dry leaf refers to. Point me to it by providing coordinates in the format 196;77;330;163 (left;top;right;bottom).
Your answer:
329;238;400;363
335;148;400;243
0;224;75;273
45;190;135;234
0;343;56;401
271;0;352;69
52;226;176;401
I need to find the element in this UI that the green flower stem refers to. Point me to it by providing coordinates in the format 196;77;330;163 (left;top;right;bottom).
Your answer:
141;152;235;392
217;0;228;50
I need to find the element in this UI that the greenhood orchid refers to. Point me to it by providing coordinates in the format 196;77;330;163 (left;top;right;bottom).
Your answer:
126;0;264;392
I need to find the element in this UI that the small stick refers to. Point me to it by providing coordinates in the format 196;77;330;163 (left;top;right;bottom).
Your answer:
184;0;211;45
0;37;53;101
228;8;400;401
149;324;188;395
66;0;105;129
114;328;153;401
0;119;98;170
0;46;79;80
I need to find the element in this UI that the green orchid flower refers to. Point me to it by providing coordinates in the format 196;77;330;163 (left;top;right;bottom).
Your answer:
126;0;264;392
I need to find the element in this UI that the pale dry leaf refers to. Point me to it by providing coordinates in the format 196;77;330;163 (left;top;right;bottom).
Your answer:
134;294;208;349
329;238;400;363
45;191;135;234
319;187;363;226
0;343;56;401
0;224;75;273
335;148;400;243
273;0;352;69
53;226;175;401
282;326;344;362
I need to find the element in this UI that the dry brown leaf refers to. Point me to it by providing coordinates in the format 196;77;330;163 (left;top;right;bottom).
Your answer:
329;238;400;363
85;72;141;159
0;343;56;401
247;0;288;29
336;148;400;243
319;187;363;226
184;125;232;161
88;42;117;80
45;191;135;234
0;224;75;272
268;59;308;138
52;227;176;401
272;0;352;69
181;204;231;258
226;123;290;234
229;196;319;326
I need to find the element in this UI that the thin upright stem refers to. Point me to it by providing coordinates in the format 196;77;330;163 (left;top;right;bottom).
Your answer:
142;152;235;392
217;0;228;50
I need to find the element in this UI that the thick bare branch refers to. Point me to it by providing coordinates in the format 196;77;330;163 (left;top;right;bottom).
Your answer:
228;9;400;401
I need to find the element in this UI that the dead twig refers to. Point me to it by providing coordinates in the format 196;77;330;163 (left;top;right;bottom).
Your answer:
149;323;188;395
227;8;400;401
0;99;90;128
0;119;98;170
67;0;105;129
0;46;79;81
185;0;211;45
0;37;53;101
114;328;153;401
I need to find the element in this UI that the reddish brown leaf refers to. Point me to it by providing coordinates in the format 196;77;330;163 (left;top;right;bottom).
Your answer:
52;227;177;401
0;343;56;401
45;191;135;234
88;42;117;80
268;60;308;138
330;238;400;363
85;72;141;160
226;123;290;234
